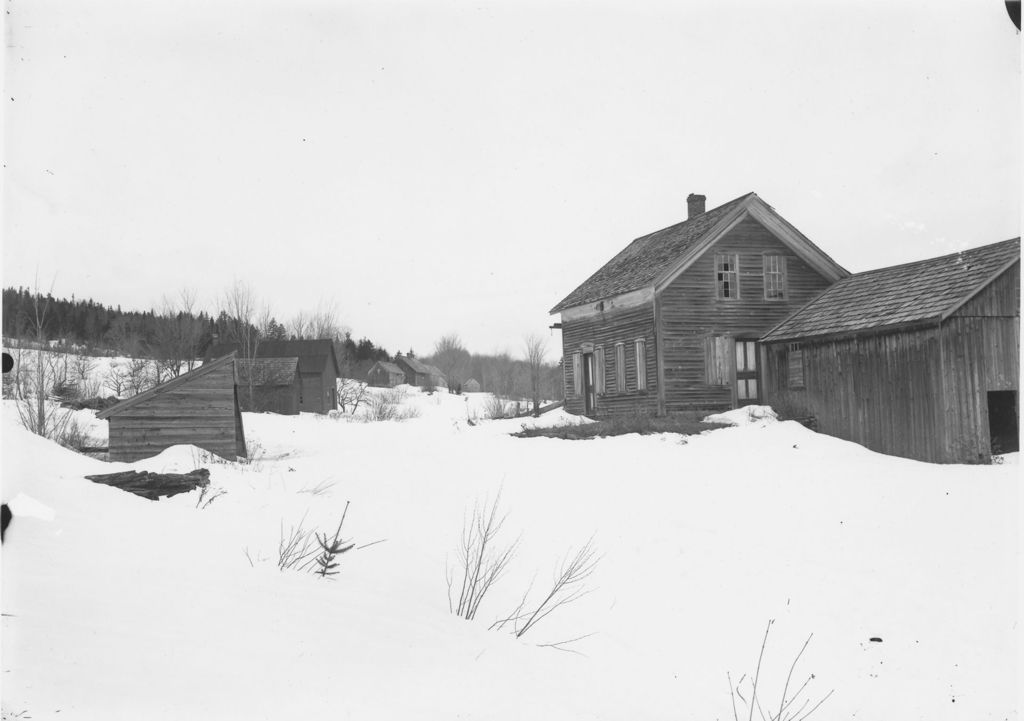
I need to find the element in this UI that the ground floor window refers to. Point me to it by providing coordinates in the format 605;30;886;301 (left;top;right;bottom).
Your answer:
595;345;605;394
615;342;626;392
788;343;804;388
571;352;582;397
635;338;647;390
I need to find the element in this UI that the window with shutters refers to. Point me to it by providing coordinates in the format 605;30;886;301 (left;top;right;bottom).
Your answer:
704;335;731;385
614;342;626;392
571;352;582;397
595;345;606;394
788;343;804;388
716;254;739;299
635;338;647;391
764;255;787;300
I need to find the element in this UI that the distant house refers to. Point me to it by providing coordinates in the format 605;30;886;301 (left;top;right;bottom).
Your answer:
550;192;848;417
367;361;405;387
462;378;481;393
206;340;341;414
97;353;246;462
394;355;446;388
236;357;301;414
761;238;1020;464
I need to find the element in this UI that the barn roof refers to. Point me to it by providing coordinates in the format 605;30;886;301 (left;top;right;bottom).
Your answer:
97;353;237;420
762;237;1021;342
550;192;848;313
395;355;432;374
236;357;299;386
426;364;446;378
207;339;341;376
371;361;404;375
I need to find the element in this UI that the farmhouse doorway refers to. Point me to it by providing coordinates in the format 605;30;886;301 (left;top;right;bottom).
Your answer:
582;353;596;416
735;339;760;405
987;390;1019;455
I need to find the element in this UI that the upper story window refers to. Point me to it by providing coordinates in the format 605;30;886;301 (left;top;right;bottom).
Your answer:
716;254;739;298
764;255;787;300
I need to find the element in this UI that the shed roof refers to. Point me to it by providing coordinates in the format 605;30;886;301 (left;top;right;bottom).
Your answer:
207;339;341;375
550;192;847;313
395;355;433;374
762;237;1021;342
371;361;404;375
97;353;237;419
236;357;299;386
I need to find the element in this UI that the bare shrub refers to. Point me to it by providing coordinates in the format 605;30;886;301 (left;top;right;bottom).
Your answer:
483;394;509;420
447;493;519;620
57;416;99;452
195;485;227;509
125;358;154;396
727;620;834;721
492;538;599;639
364;388;418;422
104;363;130;397
298;478;337;497
337;378;370;414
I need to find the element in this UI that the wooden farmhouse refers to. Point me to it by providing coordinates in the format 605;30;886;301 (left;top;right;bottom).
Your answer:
550;192;848;417
761;238;1020;464
236;357;301;414
207;339;341;414
394;355;446;388
97;353;247;463
367;361;406;387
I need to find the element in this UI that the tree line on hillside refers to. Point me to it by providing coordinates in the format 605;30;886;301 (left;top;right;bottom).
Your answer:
1;285;391;380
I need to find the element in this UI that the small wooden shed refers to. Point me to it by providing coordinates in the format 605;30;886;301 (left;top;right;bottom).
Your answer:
367;361;405;387
97;353;247;463
462;378;481;393
236;357;301;414
394;355;446;388
761;238;1020;464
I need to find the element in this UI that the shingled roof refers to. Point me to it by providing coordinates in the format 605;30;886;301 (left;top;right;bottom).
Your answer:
371;361;404;375
395;355;433;374
762;237;1021;342
206;339;341;375
550;192;847;313
236;357;299;386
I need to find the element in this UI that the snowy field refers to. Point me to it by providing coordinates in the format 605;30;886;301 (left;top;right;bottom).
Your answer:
1;386;1019;720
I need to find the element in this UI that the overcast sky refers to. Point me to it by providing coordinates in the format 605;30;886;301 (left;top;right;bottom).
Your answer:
3;1;1019;356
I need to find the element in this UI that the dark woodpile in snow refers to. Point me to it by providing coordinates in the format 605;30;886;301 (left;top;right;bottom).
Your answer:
84;468;210;501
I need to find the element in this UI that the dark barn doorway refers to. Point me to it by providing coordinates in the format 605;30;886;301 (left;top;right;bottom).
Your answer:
987;390;1019;456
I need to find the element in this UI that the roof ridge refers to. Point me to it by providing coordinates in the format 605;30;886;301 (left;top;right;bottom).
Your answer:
840;237;1020;279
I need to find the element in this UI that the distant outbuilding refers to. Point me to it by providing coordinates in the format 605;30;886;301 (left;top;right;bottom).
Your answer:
236;357;301;414
367;361;405;388
462;378;481;393
394;355;446;388
206;339;341;413
98;353;247;463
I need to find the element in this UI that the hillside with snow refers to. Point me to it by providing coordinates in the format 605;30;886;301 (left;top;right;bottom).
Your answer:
1;384;1019;720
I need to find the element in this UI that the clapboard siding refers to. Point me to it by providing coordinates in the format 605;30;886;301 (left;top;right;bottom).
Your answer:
101;355;247;463
659;218;833;411
561;305;658;417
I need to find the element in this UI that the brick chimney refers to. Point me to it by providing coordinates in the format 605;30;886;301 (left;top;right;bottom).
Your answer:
687;193;706;219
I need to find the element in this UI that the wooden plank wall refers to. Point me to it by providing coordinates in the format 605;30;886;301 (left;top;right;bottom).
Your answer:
561;305;658;417
108;362;242;462
659;218;833;411
765;329;949;463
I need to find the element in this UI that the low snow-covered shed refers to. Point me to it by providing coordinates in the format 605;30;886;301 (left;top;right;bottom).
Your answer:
97;353;247;463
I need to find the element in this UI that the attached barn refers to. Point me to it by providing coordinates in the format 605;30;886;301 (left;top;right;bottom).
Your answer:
761;238;1020;464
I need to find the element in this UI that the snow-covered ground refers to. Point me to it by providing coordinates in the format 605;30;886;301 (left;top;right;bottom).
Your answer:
1;388;1019;720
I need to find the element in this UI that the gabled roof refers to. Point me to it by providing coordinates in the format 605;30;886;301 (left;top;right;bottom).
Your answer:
207;339;341;376
425;364;446;379
98;353;237;419
370;361;404;375
762;237;1021;342
236;357;299;386
394;355;433;374
550;192;848;313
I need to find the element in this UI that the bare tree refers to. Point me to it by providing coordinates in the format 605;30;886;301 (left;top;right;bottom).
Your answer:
152;287;205;378
523;333;548;415
288;300;348;341
432;334;470;393
221;280;266;405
